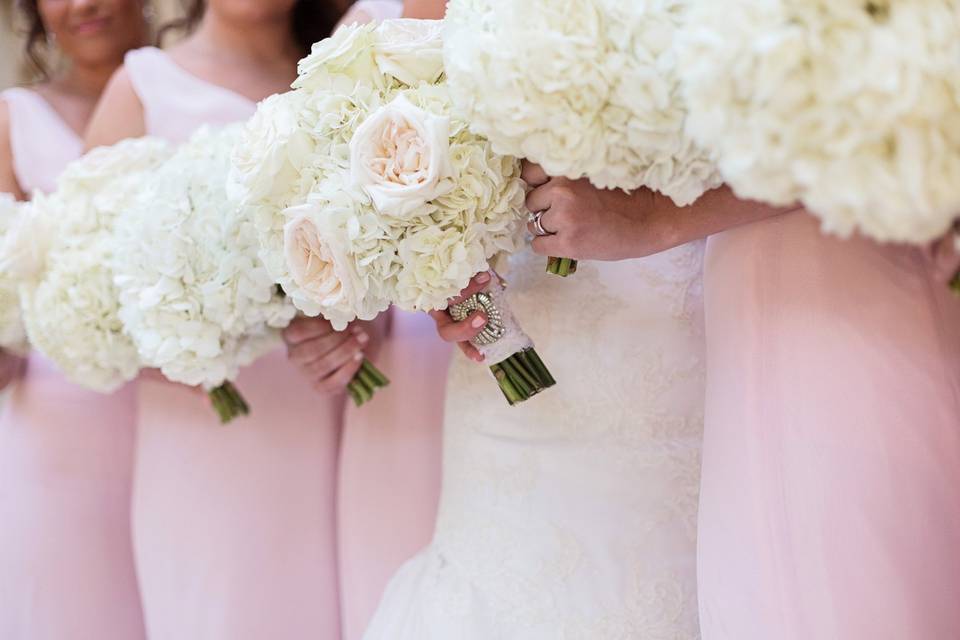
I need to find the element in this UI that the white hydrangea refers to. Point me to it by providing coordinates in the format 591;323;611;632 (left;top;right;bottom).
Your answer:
678;0;960;243
114;126;295;390
0;193;28;353
232;19;527;328
19;138;172;392
443;0;720;203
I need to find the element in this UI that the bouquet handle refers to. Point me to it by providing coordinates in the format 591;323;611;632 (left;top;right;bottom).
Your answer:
449;274;555;405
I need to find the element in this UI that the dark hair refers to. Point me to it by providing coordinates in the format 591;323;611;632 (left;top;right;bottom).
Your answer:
160;0;355;55
17;0;49;77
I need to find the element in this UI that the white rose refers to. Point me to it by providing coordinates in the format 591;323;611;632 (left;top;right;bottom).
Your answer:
283;202;378;330
374;19;445;86
295;22;379;90
350;94;454;218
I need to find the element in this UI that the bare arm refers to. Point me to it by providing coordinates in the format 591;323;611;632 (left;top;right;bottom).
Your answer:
402;0;447;18
0;99;28;389
0;101;26;200
83;66;146;151
525;170;796;262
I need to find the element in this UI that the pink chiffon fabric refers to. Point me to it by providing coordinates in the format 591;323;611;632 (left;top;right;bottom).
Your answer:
338;310;449;640
698;210;960;639
330;4;449;639
0;88;146;640
124;47;342;640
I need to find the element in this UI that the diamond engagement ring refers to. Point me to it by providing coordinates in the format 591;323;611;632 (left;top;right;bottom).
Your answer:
531;210;553;237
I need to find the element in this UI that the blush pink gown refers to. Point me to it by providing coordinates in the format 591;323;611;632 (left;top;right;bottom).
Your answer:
0;88;146;640
332;4;451;639
124;48;342;640
698;210;960;639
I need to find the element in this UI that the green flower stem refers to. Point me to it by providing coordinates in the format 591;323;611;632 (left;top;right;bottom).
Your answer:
208;381;250;424
951;269;960;295
547;256;578;277
346;359;390;408
489;347;556;406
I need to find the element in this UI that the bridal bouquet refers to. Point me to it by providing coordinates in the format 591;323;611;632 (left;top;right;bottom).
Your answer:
0;193;29;354
678;0;960;248
15;138;172;392
443;0;721;276
232;19;555;405
113;126;296;423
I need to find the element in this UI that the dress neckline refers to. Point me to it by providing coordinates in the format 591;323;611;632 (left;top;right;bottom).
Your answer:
3;87;84;143
144;47;257;108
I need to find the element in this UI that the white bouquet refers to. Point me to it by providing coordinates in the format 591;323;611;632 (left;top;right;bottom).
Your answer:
114;126;296;422
0;193;29;354
16;138;172;392
233;20;554;405
678;0;960;245
443;0;721;276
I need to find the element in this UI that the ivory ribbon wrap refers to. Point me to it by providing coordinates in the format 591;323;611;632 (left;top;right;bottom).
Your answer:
448;275;533;365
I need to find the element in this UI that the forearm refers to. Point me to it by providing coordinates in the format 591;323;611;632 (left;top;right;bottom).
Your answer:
654;185;797;253
402;0;447;18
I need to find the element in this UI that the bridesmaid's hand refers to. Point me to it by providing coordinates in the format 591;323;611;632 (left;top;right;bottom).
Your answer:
283;316;368;394
525;174;672;262
0;349;25;392
428;272;492;363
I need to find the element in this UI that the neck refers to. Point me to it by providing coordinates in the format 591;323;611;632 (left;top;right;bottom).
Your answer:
193;10;301;65
56;58;122;100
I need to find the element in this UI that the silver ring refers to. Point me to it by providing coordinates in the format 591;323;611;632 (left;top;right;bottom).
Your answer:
532;210;553;237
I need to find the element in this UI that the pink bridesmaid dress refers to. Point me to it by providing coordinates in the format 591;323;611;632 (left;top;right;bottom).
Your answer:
123;48;343;640
0;88;146;640
698;210;960;639
330;4;451;639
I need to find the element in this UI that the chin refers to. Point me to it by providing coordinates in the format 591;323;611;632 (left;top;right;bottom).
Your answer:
215;0;298;22
70;36;140;68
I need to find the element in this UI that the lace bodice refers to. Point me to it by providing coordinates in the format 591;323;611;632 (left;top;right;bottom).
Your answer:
366;244;706;639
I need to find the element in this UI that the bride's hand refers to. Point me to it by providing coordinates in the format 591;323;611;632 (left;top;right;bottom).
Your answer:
428;272;492;363
283;316;369;394
525;176;671;261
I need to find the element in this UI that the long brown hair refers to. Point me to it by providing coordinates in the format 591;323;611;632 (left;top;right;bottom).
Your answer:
16;0;49;77
160;0;355;55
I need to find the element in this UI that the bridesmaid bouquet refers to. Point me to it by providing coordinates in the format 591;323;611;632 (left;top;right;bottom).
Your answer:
678;0;960;247
232;20;555;405
0;193;29;354
13;138;173;392
443;0;721;276
113;126;297;423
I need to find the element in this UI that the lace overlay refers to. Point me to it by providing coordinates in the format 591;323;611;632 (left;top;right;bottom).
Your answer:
365;244;706;639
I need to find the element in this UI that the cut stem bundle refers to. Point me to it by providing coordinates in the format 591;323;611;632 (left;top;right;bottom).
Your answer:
347;358;390;407
209;381;250;424
547;256;578;277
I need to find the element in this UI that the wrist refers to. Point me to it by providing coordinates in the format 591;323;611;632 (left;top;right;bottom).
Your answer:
620;190;678;260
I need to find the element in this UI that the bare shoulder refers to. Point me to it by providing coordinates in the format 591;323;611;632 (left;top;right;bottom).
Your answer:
0;98;25;198
83;65;146;150
402;0;447;19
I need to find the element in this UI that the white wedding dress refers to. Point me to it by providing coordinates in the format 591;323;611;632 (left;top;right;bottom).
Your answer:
364;244;706;639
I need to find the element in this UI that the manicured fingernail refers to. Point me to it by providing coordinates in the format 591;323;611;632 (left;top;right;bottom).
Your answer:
354;352;364;361
476;272;491;284
471;314;486;328
356;332;369;344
